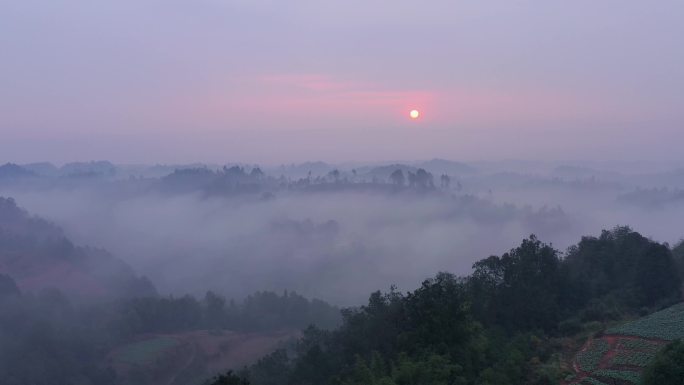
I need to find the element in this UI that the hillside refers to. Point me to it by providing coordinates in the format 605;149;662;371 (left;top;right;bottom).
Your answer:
566;303;684;385
0;197;156;299
109;330;299;385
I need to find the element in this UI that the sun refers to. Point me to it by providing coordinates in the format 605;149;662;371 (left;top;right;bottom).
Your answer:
409;109;420;119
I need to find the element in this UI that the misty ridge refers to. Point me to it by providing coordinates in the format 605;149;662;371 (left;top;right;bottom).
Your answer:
2;158;684;305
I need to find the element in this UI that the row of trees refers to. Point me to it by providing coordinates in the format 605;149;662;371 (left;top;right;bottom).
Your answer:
161;166;464;196
111;290;341;338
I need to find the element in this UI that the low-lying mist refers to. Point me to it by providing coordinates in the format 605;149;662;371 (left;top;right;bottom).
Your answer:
3;160;684;305
1;190;566;305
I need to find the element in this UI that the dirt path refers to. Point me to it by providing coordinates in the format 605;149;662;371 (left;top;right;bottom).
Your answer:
567;336;593;384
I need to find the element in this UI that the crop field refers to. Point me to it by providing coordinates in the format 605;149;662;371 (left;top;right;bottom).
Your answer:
567;334;664;385
565;303;684;385
611;350;654;367
607;303;684;340
581;377;608;385
618;339;661;352
113;336;181;365
576;339;609;372
592;369;640;384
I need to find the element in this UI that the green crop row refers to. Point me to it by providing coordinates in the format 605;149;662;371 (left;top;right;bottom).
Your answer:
593;369;640;384
577;339;610;372
581;377;609;385
619;338;662;352
611;350;655;367
608;303;684;340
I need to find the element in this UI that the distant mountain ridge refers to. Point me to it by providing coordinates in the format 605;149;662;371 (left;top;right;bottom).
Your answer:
0;163;36;179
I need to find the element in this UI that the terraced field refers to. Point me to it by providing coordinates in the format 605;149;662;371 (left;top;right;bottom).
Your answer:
576;339;609;372
566;303;684;385
607;303;684;340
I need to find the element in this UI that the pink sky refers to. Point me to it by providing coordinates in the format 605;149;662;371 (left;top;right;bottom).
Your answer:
1;0;683;164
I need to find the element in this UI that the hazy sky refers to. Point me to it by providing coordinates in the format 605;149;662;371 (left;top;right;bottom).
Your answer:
1;0;683;164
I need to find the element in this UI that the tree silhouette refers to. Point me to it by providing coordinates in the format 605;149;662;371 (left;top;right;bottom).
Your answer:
328;169;341;183
204;370;250;385
389;169;405;186
440;174;450;188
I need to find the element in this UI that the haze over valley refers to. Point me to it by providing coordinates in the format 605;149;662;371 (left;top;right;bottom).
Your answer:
2;159;684;305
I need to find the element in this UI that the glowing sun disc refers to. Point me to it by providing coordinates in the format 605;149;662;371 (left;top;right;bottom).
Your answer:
409;109;420;119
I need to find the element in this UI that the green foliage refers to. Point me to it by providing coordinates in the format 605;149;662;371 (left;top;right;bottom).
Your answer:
111;290;340;338
619;339;662;352
0;287;117;385
337;352;467;385
563;227;681;311
672;240;684;279
608;303;684;340
576;339;609;372
611;351;656;367
593;369;640;383
470;235;562;332
581;377;609;385
391;354;465;385
251;272;559;385
640;340;684;385
248;349;291;385
244;228;684;385
204;370;251;385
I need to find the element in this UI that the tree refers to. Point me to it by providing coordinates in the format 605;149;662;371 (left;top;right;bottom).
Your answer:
470;235;562;332
204;371;250;385
440;174;450;189
392;353;465;385
249;167;265;179
407;171;416;187
328;169;341;183
389;169;405;186
223;165;247;178
641;340;684;385
563;227;681;309
249;350;291;385
414;169;434;189
635;242;681;305
673;240;684;288
204;291;226;328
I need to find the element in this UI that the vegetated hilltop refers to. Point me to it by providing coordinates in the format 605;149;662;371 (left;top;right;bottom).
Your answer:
0;196;156;299
205;227;684;385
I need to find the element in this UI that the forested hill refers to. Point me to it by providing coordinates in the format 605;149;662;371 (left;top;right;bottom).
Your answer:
213;228;684;385
0;196;156;299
